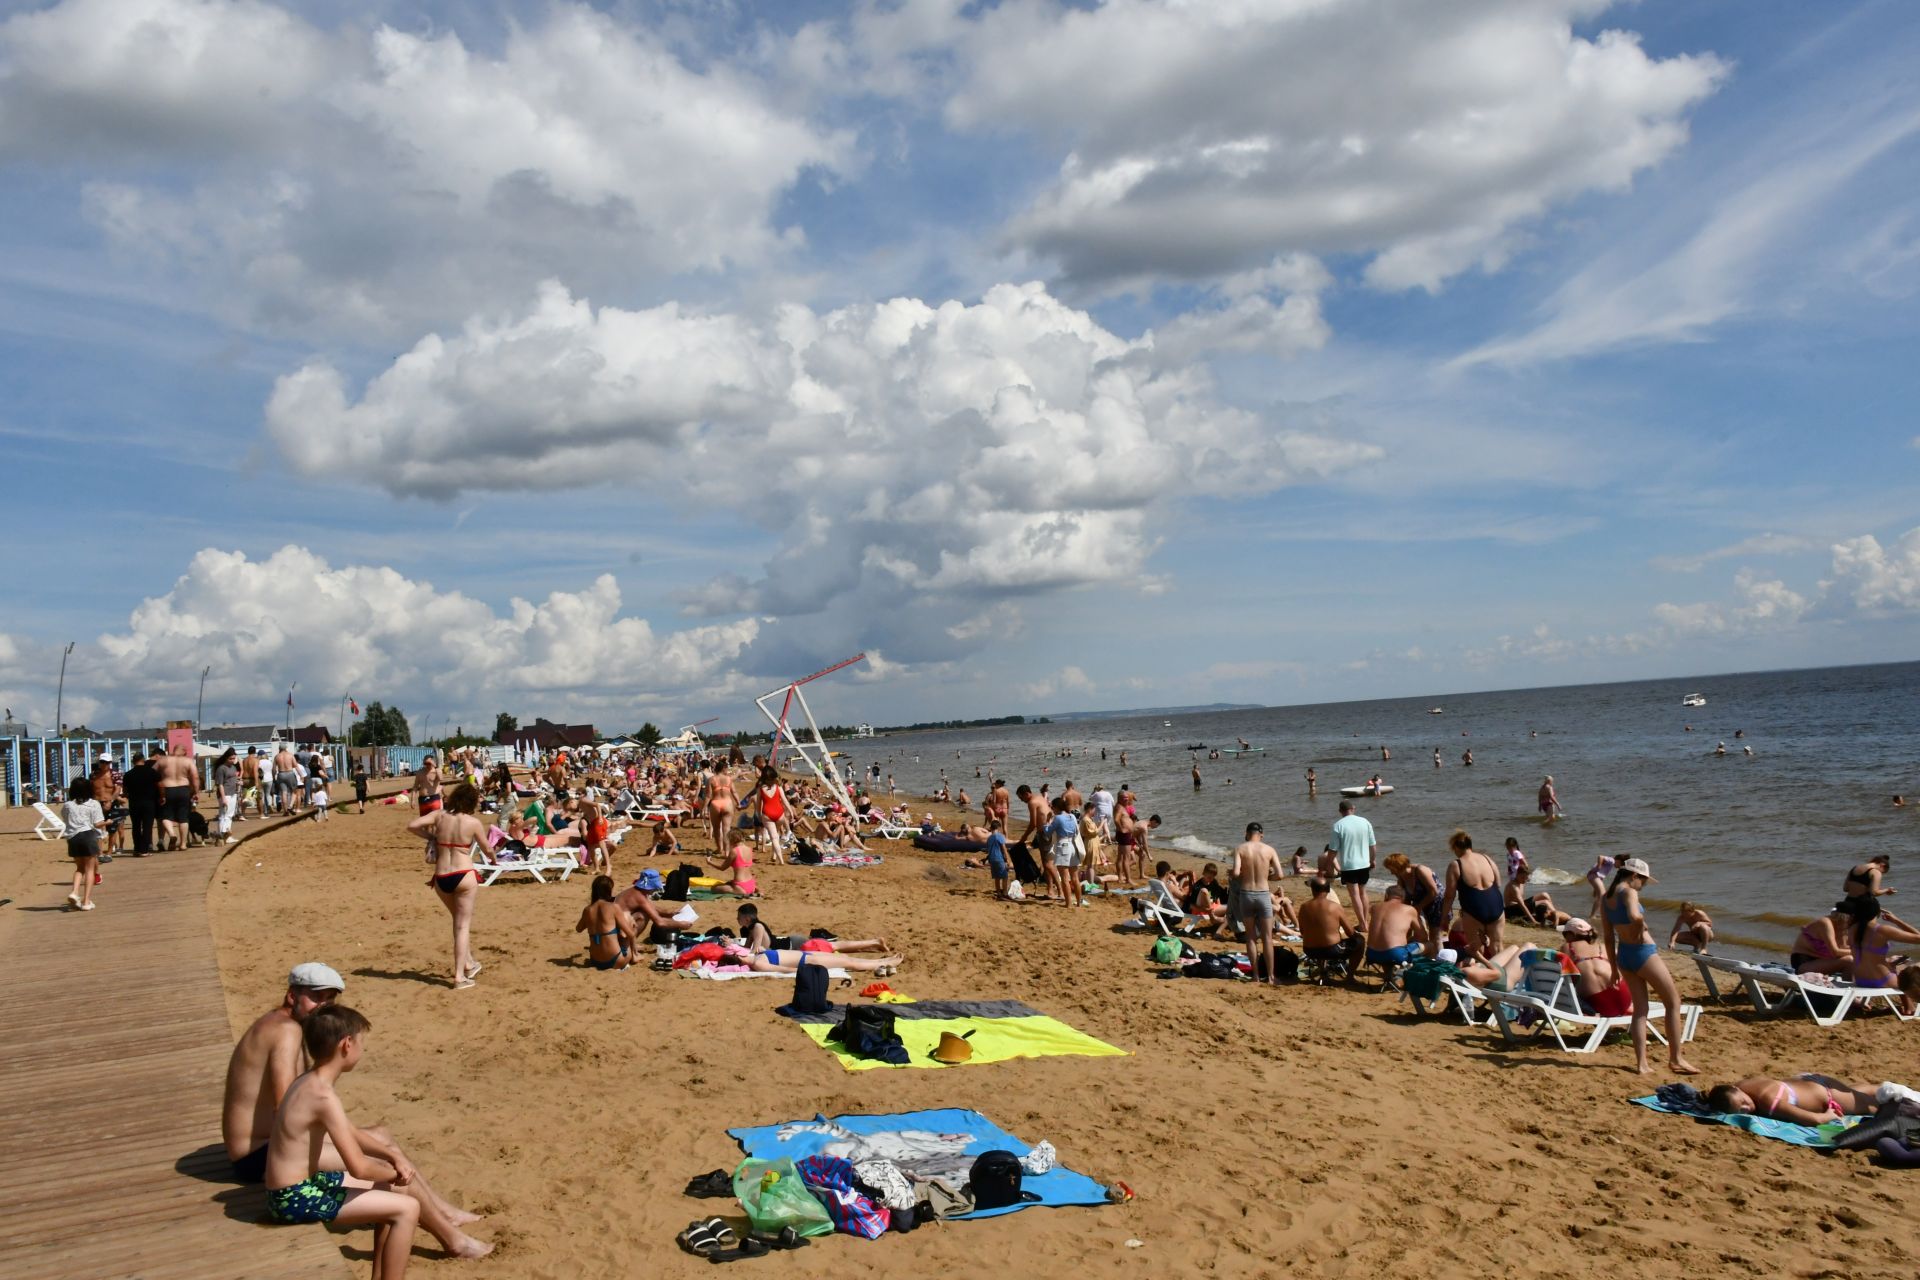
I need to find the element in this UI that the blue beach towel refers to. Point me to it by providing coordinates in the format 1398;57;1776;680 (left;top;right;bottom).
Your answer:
1629;1094;1860;1147
728;1109;1110;1218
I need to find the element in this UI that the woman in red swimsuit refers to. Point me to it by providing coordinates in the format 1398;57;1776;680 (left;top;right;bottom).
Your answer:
407;782;486;989
755;767;789;867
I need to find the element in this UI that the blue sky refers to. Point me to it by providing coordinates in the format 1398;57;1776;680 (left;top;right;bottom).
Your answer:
0;0;1916;735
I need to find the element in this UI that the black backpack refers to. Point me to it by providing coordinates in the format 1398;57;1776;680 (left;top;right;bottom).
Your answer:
827;1004;908;1064
791;961;830;1014
968;1150;1040;1210
791;837;823;865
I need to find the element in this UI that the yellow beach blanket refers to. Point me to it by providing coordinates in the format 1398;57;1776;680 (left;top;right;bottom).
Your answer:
785;999;1127;1071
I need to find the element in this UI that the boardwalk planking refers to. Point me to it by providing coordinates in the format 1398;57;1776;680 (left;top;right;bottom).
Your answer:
0;812;349;1280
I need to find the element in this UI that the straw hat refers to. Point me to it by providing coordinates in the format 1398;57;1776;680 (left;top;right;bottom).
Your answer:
931;1031;975;1065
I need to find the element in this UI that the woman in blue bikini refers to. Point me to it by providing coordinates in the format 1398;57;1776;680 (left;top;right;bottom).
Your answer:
575;875;636;971
1843;896;1920;990
1602;858;1698;1076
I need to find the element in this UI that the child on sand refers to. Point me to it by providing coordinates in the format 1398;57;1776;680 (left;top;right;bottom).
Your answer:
264;1005;490;1277
985;819;1010;898
1669;902;1714;952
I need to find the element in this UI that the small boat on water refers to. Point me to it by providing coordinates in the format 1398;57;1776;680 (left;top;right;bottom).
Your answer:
1163;720;1172;728
1428;707;1444;714
1221;747;1265;756
1340;784;1394;797
1682;693;1707;707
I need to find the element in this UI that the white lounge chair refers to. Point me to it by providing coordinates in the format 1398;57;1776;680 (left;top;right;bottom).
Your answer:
1688;952;1913;1026
32;802;63;840
1483;956;1701;1055
474;845;579;886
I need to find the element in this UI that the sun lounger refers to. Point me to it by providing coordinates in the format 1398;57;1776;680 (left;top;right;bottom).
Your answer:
1482;956;1701;1054
32;802;63;840
1688;952;1913;1026
474;845;579;886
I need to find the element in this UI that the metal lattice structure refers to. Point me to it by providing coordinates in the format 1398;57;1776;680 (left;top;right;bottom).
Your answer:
754;653;865;800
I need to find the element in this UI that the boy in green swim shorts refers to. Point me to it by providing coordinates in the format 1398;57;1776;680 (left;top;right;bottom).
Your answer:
265;1005;491;1276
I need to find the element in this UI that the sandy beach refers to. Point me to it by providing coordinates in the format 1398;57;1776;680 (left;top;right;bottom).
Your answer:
200;789;1920;1279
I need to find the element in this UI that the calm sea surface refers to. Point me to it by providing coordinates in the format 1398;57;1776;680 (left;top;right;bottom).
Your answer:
848;661;1920;961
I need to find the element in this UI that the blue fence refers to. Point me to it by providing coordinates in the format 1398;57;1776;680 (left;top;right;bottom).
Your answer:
1;736;349;808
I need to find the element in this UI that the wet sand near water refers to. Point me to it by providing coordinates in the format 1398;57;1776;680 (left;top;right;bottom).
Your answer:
205;790;1920;1278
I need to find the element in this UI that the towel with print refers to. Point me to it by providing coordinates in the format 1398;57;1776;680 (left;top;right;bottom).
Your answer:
778;998;1126;1071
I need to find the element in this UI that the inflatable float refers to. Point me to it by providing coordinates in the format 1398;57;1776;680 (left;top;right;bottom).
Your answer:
1339;784;1394;797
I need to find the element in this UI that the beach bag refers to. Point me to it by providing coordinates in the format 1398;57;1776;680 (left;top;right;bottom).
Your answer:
791;960;831;1015
1149;936;1182;964
967;1150;1040;1210
1269;946;1300;984
1186;952;1239;980
663;864;697;900
732;1159;836;1238
792;837;823;865
1009;842;1043;883
828;1004;908;1064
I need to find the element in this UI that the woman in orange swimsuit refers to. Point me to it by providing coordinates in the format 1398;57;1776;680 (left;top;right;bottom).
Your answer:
407;782;486;988
703;761;737;856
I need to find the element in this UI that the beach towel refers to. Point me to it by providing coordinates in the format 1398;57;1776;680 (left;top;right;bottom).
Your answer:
1629;1094;1860;1147
678;963;851;982
729;1109;1109;1218
818;853;884;869
778;999;1126;1071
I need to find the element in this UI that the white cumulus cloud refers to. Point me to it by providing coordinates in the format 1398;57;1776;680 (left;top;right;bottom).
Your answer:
265;280;1379;633
0;0;848;335
83;546;758;728
1823;529;1920;614
841;0;1725;293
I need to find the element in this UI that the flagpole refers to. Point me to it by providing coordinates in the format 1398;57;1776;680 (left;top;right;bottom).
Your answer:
287;683;297;739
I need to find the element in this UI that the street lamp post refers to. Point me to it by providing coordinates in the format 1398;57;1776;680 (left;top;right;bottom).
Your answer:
54;641;74;736
196;665;211;738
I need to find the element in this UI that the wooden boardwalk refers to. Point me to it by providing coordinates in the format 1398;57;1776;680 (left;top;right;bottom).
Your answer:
0;815;349;1280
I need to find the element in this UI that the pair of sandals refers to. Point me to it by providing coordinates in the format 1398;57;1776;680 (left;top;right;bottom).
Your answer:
676;1216;808;1261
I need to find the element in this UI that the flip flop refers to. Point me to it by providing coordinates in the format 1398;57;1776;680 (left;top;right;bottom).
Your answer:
683;1170;733;1199
748;1227;809;1251
677;1221;724;1256
706;1236;771;1263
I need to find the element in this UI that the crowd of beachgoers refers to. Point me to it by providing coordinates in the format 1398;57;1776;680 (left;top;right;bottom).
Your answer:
112;735;1914;1275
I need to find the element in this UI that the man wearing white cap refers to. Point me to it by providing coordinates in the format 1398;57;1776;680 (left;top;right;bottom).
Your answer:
223;962;347;1181
220;963;484;1237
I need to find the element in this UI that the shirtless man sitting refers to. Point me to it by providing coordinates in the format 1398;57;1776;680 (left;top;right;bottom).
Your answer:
1298;877;1359;979
1364;884;1429;984
221;961;476;1235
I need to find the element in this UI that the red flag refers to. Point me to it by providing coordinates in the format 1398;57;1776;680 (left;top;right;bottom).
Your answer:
349;698;360;715
287;690;295;709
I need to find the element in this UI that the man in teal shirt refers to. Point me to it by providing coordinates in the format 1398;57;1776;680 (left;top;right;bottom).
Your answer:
1328;800;1378;934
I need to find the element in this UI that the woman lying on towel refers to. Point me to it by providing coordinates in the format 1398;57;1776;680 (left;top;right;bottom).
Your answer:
1706;1074;1886;1124
575;875;637;971
734;904;893;956
713;939;901;976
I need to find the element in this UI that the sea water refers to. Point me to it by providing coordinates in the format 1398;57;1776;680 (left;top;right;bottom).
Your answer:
850;661;1920;961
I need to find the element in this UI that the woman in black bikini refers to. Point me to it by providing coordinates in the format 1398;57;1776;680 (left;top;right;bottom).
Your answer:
407;782;486;989
1844;855;1894;900
576;875;636;971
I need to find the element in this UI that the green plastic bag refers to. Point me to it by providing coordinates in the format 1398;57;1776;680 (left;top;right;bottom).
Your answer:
1150;936;1181;964
732;1159;835;1237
